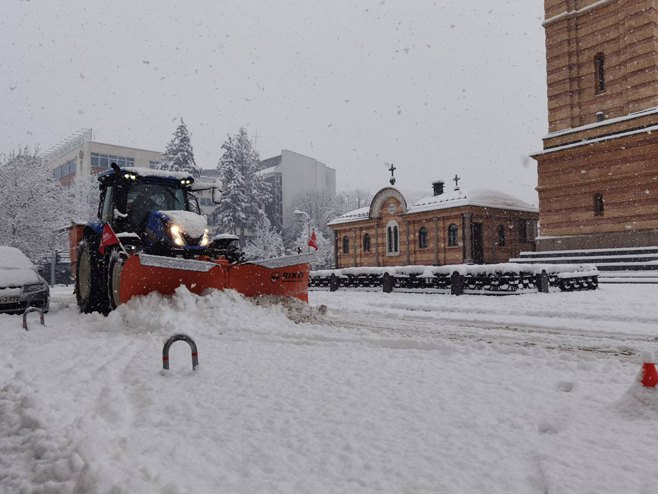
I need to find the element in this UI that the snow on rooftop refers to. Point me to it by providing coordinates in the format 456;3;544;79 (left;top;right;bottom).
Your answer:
536;121;658;156
543;105;658;140
329;187;537;226
387;185;429;205
327;206;370;225
258;165;279;176
409;188;538;214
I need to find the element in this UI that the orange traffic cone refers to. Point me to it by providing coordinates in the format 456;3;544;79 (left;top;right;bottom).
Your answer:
641;352;658;388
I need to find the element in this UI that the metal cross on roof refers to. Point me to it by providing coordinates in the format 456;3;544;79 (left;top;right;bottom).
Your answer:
453;174;461;191
389;163;396;185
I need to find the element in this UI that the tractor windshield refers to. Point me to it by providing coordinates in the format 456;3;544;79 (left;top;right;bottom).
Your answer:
127;183;188;229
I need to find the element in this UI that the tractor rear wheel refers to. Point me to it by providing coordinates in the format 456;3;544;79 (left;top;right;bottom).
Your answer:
76;240;110;314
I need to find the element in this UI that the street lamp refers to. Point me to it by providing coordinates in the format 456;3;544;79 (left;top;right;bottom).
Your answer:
293;210;311;253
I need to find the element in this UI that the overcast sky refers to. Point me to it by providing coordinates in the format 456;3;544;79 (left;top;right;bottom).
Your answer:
1;0;547;204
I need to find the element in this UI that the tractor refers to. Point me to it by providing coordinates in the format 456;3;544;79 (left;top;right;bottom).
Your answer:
69;163;312;314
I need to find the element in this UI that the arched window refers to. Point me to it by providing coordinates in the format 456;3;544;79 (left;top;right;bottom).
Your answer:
448;223;458;247
363;233;371;252
497;225;506;247
594;52;605;94
342;236;350;254
418;227;428;249
593;193;604;216
386;220;399;255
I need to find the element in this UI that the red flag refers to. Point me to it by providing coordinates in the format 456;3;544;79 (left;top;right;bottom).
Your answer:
99;223;120;255
307;229;318;251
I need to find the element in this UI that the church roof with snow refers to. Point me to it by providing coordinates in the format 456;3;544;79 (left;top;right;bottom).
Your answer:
328;185;537;226
409;188;537;214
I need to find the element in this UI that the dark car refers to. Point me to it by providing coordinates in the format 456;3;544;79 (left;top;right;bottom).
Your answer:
0;246;50;314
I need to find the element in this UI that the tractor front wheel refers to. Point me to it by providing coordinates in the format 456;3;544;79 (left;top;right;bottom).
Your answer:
107;251;127;311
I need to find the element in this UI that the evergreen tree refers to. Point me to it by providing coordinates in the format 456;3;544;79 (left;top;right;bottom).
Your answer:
242;216;285;260
159;118;199;177
0;148;64;261
214;127;271;242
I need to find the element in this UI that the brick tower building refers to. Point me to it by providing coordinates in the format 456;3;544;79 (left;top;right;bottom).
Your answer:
533;0;658;250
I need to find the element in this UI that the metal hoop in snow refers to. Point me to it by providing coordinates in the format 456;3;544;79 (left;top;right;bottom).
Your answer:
23;306;45;331
162;334;199;371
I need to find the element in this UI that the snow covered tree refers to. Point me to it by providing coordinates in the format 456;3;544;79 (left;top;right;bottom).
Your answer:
0;148;64;261
332;188;372;217
158;118;200;177
242;216;285;260
61;170;99;224
214;127;271;243
285;189;335;243
284;187;372;249
294;225;333;269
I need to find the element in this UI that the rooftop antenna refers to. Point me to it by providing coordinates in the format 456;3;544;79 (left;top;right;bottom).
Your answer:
453;173;461;191
388;162;396;186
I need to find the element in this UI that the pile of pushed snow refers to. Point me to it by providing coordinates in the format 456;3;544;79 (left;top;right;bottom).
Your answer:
615;383;658;419
105;287;304;338
251;295;328;324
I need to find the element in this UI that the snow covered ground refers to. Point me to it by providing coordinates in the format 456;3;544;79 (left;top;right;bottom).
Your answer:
2;284;658;493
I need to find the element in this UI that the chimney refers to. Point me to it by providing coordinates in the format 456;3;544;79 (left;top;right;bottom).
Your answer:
432;180;445;196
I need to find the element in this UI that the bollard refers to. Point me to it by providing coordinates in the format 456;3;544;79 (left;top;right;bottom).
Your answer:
536;270;549;293
450;271;464;295
162;334;199;371
329;273;339;292
382;272;394;293
23;307;45;331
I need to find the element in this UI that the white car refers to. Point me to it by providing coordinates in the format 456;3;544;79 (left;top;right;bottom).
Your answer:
0;246;50;314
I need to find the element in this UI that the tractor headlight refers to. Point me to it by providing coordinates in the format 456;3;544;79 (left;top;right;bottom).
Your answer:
200;228;209;247
169;224;185;246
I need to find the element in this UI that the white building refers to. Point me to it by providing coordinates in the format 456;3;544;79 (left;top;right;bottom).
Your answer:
43;129;164;187
43;129;221;225
259;149;336;231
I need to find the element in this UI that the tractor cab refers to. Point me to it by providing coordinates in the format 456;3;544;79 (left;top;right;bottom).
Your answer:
97;165;211;256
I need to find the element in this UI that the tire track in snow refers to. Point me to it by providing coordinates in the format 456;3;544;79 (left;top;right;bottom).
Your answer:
321;307;656;361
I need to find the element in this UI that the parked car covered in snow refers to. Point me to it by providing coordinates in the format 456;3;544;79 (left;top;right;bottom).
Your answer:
0;246;50;314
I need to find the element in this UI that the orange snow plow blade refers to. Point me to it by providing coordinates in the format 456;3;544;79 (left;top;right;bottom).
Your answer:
224;260;310;302
118;253;313;305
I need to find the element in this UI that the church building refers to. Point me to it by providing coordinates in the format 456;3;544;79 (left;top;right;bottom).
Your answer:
533;0;658;250
328;176;538;269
